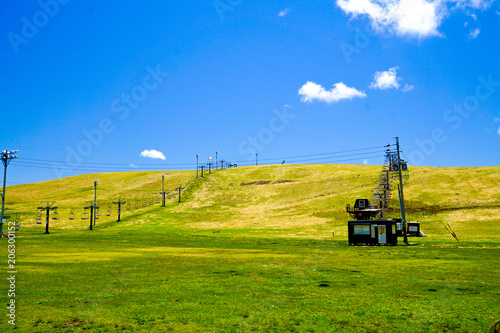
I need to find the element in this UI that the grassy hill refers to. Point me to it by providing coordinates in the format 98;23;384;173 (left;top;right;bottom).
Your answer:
1;164;499;332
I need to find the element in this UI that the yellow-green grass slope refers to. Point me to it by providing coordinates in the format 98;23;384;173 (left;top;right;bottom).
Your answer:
8;164;500;240
1;164;499;333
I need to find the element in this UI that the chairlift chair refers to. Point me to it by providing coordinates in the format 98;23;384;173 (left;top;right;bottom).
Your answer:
69;208;75;220
81;209;89;220
36;211;42;224
52;210;59;220
107;205;112;216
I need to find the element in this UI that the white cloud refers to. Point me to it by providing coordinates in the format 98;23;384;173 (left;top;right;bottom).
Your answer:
130;164;138;168
370;67;400;89
336;0;495;39
279;8;290;17
363;159;368;164
468;27;480;38
497;126;500;136
140;149;166;160
494;117;500;122
298;81;367;103
336;0;445;38
369;66;414;92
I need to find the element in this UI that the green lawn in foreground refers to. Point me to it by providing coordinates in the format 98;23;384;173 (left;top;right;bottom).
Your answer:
0;164;499;332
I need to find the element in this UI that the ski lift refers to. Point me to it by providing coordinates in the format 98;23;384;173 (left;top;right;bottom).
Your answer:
106;204;111;217
126;203;130;210
95;209;100;219
81;208;89;220
135;199;139;209
36;210;42;224
156;197;160;203
149;197;153;205
69;208;75;220
52;210;59;220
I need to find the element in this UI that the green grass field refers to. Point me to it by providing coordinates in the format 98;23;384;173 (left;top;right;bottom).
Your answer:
1;164;499;332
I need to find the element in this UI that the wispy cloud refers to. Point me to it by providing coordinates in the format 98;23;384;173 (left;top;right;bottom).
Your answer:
497;126;500;136
279;8;290;17
298;81;367;104
468;27;480;38
140;149;166;160
400;84;414;92
453;0;495;10
370;67;414;92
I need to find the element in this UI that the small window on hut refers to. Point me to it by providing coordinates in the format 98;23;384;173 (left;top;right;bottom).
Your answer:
353;225;370;235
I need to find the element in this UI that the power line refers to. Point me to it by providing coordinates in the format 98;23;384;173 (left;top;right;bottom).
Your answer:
20;158;195;167
17;145;387;171
234;145;386;163
234;154;384;167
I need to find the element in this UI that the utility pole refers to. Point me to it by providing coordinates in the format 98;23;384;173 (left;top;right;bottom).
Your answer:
93;180;99;227
201;165;205;177
0;150;18;236
38;201;57;234
216;151;218;170
256;153;258;166
395;137;408;244
175;186;184;203
160;174;168;207
208;162;212;174
196;154;200;177
84;180;100;230
113;198;126;222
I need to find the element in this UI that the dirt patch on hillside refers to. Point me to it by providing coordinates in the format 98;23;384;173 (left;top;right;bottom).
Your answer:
241;180;272;186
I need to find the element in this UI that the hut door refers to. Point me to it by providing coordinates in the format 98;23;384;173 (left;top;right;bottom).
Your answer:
378;225;387;244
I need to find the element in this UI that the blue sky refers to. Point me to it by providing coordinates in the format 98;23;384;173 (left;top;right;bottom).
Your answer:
1;0;499;185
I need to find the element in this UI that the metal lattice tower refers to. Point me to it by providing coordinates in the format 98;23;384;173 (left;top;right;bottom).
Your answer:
371;152;395;219
371;142;409;221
